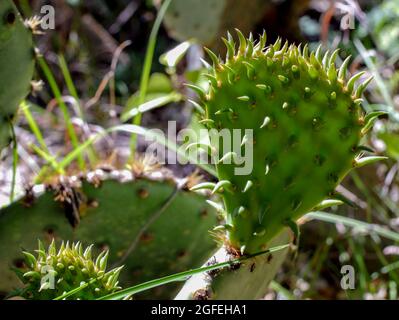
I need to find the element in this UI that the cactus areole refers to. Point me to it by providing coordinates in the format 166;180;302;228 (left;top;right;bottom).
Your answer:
0;0;35;150
192;30;384;254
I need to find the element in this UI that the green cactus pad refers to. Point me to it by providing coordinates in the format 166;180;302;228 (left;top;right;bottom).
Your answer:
192;30;384;254
0;0;35;150
0;170;218;298
162;0;270;49
176;229;290;300
19;241;123;300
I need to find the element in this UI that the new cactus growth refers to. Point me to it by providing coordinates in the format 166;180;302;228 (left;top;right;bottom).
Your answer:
0;0;35;150
0;167;218;298
17;241;123;300
191;30;385;255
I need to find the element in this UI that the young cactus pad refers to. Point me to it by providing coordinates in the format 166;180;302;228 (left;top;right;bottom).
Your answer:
0;169;218;298
18;241;123;300
0;0;35;150
192;30;385;254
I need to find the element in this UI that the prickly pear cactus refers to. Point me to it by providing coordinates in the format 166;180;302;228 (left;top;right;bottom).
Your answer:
17;241;123;300
0;168;218;299
0;0;35;150
161;0;270;50
176;229;290;300
191;30;385;254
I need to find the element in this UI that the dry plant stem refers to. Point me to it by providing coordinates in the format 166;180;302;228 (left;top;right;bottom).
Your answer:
85;40;132;109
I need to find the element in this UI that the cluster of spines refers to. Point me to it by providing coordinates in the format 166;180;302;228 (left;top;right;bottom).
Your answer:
20;240;123;299
189;30;372;106
187;30;387;172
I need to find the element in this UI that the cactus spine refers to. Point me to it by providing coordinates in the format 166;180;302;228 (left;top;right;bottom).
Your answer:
191;30;384;255
0;0;35;150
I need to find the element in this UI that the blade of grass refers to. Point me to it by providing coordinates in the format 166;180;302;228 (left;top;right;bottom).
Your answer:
307;211;399;242
37;54;85;170
371;241;399;283
31;144;64;175
20;101;49;153
54;276;103;300
53;124;217;177
58;54;97;166
308;234;333;290
381;261;399;275
349;171;388;223
58;55;84;118
121;92;182;122
130;0;172;157
348;238;368;295
269;281;295;300
96;244;289;300
353;39;399;122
